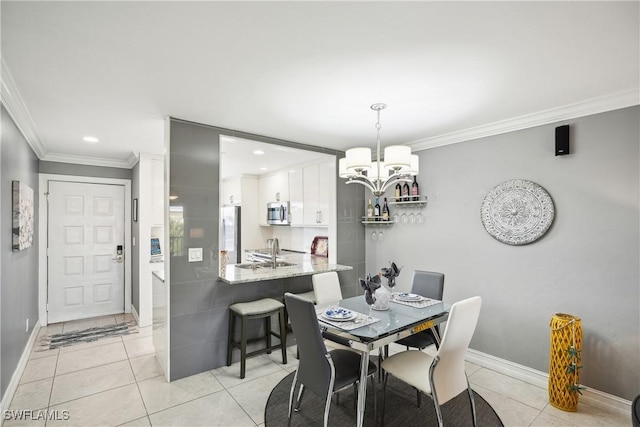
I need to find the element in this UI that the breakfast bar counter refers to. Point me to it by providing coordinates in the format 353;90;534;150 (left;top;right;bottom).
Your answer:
219;253;352;284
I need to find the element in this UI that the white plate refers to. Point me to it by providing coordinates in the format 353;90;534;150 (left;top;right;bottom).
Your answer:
322;308;356;322
395;293;423;302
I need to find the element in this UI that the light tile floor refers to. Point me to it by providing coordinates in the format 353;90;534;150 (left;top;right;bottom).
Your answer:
4;314;630;427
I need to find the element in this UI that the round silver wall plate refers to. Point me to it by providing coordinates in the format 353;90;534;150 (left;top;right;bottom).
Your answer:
481;179;555;245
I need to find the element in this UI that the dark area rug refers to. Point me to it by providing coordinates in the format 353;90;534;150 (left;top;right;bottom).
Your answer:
265;367;503;426
34;321;138;351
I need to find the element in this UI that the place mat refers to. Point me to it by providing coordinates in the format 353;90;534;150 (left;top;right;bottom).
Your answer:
315;306;379;331
391;293;442;309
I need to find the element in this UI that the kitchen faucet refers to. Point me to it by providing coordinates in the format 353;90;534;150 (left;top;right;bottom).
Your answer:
271;238;280;268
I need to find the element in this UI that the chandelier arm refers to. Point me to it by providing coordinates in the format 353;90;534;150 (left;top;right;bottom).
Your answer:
345;178;378;195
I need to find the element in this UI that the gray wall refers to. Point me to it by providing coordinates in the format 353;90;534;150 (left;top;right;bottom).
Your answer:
367;106;640;400
167;118;364;380
1;106;39;399
39;161;132;180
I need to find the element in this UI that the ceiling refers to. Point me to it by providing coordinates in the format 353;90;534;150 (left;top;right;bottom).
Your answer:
220;135;333;180
1;2;638;169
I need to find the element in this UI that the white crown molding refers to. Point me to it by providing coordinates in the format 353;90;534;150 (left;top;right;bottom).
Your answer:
42;152;134;169
0;58;48;158
127;152;141;168
409;89;640;151
466;348;632;414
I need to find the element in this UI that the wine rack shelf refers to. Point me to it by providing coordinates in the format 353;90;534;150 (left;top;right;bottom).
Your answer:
388;196;427;207
361;217;394;225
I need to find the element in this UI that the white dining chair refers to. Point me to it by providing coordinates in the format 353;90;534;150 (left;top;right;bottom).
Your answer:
312;271;343;305
311;271;356;352
381;296;482;427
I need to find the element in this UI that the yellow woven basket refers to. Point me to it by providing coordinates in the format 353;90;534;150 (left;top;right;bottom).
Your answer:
548;313;583;411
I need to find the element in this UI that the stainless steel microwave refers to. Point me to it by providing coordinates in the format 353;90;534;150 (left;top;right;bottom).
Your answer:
267;202;290;225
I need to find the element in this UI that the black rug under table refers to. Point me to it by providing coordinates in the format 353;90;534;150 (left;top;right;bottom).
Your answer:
265;368;503;426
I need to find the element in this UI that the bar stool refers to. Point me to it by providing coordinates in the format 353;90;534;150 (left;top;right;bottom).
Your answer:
227;298;288;379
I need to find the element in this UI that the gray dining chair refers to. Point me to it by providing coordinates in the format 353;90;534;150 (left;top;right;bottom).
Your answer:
284;292;377;427
395;270;445;351
381;296;482;427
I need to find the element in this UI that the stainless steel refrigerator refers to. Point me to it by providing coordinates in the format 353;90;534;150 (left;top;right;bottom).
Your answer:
220;206;241;264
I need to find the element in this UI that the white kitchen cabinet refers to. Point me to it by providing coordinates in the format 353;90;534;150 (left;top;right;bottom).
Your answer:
258;170;289;226
221;177;241;206
303;161;332;227
288;168;304;226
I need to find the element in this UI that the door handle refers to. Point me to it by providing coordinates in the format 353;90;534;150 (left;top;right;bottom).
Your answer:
113;245;124;263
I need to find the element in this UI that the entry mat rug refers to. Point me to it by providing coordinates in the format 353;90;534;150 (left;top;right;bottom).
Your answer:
35;321;138;351
265;363;504;427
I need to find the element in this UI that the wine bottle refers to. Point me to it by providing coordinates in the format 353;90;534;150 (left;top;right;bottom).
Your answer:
367;199;373;219
382;197;390;221
374;197;381;221
411;176;419;201
402;181;410;202
395;182;402;202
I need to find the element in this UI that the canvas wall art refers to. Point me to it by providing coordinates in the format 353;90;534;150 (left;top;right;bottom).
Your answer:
12;180;34;251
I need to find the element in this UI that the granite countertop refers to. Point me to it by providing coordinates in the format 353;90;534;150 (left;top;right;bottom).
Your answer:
219;253;352;284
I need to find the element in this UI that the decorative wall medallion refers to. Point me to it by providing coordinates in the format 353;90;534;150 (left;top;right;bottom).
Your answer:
481;179;554;245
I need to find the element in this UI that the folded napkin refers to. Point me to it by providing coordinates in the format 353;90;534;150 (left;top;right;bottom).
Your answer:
315;306;379;331
390;293;442;309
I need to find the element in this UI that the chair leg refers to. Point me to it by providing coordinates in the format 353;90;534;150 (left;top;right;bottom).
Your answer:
467;382;477;427
434;401;444;427
265;314;272;354
370;376;377;423
294;384;305;412
226;311;235;366
279;308;288;364
381;370;389;427
323;386;333;427
240;315;247;379
288;370;299;418
352;383;357;409
416;388;422;407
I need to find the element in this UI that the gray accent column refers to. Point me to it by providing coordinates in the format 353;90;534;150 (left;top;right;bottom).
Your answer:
167;118;365;380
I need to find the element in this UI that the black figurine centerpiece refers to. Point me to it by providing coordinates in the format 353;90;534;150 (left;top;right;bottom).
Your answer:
359;273;381;306
380;261;402;289
359;272;391;310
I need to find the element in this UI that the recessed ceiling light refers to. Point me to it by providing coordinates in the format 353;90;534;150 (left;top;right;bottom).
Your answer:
169;195;178;200
260;167;268;171
82;136;99;143
253;150;264;155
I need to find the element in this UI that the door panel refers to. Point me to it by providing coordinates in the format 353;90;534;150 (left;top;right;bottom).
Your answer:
47;181;125;323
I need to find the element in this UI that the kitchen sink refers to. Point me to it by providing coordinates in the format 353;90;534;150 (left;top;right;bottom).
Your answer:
234;261;297;269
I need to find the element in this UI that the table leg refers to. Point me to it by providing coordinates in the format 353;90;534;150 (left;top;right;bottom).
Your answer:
357;350;369;427
430;326;441;346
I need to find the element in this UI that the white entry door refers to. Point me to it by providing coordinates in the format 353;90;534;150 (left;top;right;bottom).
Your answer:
47;181;125;323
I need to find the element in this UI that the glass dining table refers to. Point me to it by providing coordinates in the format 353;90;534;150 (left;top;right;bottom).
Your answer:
317;294;451;427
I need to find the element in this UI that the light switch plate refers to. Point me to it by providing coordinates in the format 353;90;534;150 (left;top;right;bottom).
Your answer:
188;247;203;262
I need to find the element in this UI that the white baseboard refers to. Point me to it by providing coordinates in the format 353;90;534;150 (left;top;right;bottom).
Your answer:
0;321;41;422
466;349;632;413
